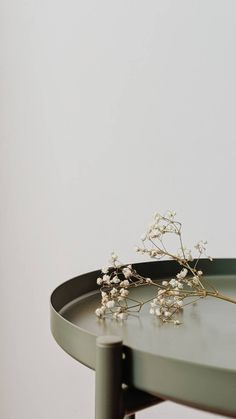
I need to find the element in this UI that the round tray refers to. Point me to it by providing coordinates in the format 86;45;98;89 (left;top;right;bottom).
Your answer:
50;258;236;417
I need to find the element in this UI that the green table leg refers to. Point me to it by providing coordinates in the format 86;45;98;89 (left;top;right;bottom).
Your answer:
95;335;123;419
95;335;162;418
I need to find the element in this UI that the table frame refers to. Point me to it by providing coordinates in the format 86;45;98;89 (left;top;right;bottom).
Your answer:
95;335;163;419
50;259;236;418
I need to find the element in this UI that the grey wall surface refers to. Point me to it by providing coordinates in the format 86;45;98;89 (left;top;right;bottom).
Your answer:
1;1;236;418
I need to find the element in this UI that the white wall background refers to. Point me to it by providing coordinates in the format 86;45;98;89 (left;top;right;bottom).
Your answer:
1;0;236;418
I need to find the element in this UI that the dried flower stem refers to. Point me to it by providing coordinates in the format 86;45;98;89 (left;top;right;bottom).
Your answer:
95;211;236;324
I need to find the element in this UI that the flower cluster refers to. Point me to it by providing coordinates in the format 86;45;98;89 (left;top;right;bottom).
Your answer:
95;252;150;320
95;211;235;325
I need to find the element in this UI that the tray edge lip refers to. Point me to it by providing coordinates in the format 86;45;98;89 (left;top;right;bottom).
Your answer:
50;257;236;373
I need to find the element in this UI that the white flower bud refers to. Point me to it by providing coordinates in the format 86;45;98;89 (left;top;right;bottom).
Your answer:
176;268;188;279
192;276;199;285
95;308;103;317
122;267;132;278
106;300;115;309
169;278;176;287
121;280;130;288
162;281;168;286
120;288;129;297
110;288;118;296
155;308;161;316
111;275;120;284
103;274;110;283
97;277;103;285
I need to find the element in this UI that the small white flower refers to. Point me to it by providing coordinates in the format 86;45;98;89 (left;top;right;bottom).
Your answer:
155;308;161;316
169;278;176;287
158;289;165;295
176;268;188;279
197;270;203;276
195;240;207;253
114;261;122;268
120;288;129;297
103;274;110;283
110;288;118;296
145;278;152;284
95;308;103;317
162;281;168;286
146;278;152;284
154;212;162;220
174;320;180;325
120;280;130;288
165;210;176;219
149;308;155;315
106;300;115;309
110;252;118;261
101;266;109;274
101;291;107;298
192;276;199;285
122;267;132;278
164;311;171;317
97;277;103;285
176;300;183;308
111;275;120;284
178;283;184;289
150;301;157;308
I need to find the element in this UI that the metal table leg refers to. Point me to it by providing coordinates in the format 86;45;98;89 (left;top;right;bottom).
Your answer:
95;335;123;419
95;335;163;419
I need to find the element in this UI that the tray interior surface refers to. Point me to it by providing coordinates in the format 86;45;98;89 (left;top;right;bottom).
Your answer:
60;273;236;371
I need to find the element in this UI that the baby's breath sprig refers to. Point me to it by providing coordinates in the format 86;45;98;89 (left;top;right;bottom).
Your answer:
95;211;236;325
95;252;156;320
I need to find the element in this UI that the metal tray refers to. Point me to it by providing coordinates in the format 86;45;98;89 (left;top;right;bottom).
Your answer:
50;258;236;417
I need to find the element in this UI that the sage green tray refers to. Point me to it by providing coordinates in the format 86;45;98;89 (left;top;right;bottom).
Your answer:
50;259;236;418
